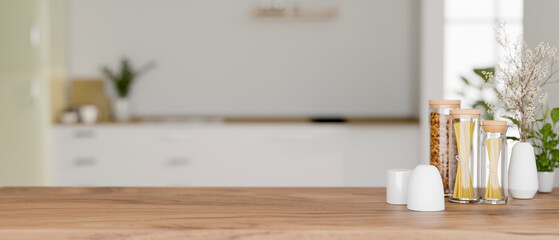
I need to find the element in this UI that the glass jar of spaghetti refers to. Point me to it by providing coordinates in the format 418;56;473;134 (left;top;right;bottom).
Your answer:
449;109;481;203
429;100;460;196
481;120;508;204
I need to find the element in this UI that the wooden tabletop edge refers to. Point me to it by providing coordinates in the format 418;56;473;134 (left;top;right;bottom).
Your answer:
0;229;557;240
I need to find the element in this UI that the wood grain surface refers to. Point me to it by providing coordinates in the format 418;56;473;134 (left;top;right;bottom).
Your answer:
0;187;557;239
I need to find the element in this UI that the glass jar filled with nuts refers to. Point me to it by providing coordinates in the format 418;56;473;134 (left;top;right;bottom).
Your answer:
429;100;461;196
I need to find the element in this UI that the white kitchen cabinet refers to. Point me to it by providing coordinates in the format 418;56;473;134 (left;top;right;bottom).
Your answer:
186;125;346;186
52;123;418;187
52;123;350;187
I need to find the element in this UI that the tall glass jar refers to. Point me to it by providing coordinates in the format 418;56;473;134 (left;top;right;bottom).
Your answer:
449;109;481;203
481;120;508;204
429;100;461;196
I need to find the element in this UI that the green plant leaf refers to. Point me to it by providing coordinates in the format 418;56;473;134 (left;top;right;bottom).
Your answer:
507;136;520;141
536;153;548;171
540;123;552;138
546;140;559;149
474;67;495;82
461;77;470;85
551;149;559;161
545;141;558;150
535;131;543;137
472;101;488;109
504;116;520;127
100;58;154;98
551;108;559;124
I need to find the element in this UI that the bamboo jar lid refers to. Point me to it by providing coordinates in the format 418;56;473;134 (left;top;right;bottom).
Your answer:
429;99;461;108
449;109;481;118
482;120;507;133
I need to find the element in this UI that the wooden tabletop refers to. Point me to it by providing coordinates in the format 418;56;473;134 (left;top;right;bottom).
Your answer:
0;187;558;240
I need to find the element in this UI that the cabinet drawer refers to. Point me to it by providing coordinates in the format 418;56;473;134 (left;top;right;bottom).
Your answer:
53;155;104;186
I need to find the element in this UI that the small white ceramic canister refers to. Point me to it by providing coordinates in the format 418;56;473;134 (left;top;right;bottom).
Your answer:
407;165;445;211
386;169;413;205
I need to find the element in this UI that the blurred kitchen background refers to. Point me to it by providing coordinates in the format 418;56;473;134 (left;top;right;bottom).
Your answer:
1;0;558;187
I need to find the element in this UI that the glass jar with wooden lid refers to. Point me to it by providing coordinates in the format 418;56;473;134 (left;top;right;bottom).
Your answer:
481;120;508;204
429;100;461;196
449;109;481;203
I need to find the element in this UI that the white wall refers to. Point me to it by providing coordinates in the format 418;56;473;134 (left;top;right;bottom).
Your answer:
67;0;420;118
345;124;418;186
524;0;559;110
524;0;559;186
419;0;444;165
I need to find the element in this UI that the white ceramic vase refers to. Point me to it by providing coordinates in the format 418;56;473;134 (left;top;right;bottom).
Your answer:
113;98;131;122
79;105;99;125
537;171;556;193
508;142;539;199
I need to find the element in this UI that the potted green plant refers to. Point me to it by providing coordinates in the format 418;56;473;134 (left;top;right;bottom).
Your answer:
531;107;559;192
101;58;154;122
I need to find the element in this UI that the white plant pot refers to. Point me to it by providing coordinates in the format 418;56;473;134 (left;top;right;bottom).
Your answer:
537;171;556;193
113;98;131;122
508;142;539;199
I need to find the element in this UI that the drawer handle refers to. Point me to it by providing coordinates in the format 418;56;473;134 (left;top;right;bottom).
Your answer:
167;157;189;166
73;157;97;167
74;130;95;139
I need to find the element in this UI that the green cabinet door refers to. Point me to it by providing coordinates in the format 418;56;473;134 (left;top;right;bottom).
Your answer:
0;0;49;186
